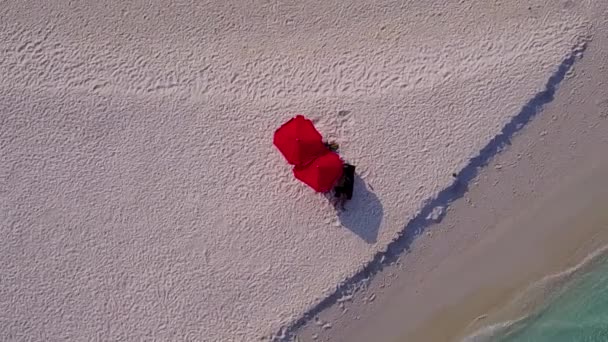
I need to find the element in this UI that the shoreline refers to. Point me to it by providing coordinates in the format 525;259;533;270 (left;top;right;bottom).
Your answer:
294;3;608;340
0;1;601;341
462;243;608;341
413;159;608;342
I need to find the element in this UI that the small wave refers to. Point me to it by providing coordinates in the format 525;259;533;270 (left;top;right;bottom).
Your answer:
461;242;608;342
529;242;608;288
461;317;525;342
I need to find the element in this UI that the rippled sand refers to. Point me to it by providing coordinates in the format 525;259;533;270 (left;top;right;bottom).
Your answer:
294;3;608;339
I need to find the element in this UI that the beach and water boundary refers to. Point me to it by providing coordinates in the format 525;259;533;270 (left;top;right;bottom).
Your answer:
295;4;608;339
280;41;587;340
464;244;608;341
0;1;602;341
497;257;608;341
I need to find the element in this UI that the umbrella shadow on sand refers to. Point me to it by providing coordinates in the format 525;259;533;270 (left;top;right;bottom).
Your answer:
336;175;383;243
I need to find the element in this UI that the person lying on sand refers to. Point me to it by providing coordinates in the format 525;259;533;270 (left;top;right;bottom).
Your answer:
333;163;355;210
321;141;355;209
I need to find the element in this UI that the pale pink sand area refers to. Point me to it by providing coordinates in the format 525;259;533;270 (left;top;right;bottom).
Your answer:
296;8;608;337
0;1;590;341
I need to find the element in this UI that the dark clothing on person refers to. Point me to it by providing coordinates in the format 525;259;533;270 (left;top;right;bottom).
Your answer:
334;164;355;200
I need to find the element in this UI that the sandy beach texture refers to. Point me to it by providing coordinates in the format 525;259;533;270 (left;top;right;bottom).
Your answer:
296;1;608;341
0;1;593;341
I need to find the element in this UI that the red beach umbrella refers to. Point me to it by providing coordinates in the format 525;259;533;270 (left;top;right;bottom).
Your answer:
293;152;344;192
273;115;328;166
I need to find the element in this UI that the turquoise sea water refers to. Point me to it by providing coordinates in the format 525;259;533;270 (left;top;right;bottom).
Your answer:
492;256;608;342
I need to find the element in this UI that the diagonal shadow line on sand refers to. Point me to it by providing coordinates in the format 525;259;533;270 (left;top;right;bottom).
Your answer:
274;42;587;341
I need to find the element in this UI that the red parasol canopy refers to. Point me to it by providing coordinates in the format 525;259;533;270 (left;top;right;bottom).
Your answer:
293;152;344;192
273;115;328;166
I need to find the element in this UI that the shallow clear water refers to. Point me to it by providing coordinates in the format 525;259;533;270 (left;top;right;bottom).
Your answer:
494;258;608;342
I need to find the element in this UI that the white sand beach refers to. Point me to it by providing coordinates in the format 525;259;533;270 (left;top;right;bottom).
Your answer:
296;2;608;340
0;1;597;341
